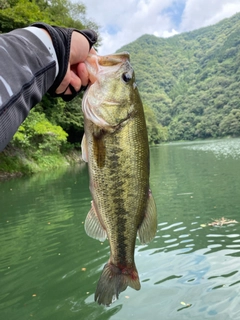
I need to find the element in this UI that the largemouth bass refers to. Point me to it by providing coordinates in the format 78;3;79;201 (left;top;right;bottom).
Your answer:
81;52;157;306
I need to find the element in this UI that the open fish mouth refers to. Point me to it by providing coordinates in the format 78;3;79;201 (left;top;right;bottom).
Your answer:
84;52;130;84
82;52;134;129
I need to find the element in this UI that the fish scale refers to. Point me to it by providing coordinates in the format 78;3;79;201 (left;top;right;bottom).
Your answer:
81;52;157;306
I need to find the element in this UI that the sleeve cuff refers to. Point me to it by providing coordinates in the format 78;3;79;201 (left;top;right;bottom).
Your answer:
24;26;59;78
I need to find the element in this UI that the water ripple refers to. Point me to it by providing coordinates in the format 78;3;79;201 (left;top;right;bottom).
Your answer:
1;142;240;319
183;138;240;159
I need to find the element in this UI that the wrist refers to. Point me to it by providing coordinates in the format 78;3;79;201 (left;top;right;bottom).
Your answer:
24;26;59;78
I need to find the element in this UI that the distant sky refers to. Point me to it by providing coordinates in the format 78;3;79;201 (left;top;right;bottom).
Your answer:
81;0;240;55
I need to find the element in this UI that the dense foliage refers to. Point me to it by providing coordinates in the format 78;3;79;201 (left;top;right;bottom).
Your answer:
118;13;240;142
0;0;99;160
0;0;90;31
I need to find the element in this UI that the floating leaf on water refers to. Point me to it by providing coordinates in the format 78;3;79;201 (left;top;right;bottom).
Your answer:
177;193;193;196
181;301;191;307
208;217;238;227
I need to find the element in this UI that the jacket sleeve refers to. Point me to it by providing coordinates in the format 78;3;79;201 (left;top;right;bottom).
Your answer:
0;28;57;151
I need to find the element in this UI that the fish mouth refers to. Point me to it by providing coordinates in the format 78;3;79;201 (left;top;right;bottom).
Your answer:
84;52;130;84
97;52;130;66
82;52;133;129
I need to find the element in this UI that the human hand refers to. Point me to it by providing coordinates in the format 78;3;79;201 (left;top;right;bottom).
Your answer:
32;23;98;101
56;32;97;96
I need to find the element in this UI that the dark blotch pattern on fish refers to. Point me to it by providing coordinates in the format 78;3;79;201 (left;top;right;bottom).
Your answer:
93;130;106;168
82;52;157;306
108;141;131;267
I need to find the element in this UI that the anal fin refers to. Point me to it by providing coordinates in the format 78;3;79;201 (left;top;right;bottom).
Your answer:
138;189;157;244
84;201;107;242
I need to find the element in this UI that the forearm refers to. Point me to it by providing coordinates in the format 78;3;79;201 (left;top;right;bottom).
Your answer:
0;28;57;151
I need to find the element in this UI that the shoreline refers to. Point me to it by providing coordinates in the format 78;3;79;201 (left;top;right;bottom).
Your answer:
0;146;83;181
0;171;23;181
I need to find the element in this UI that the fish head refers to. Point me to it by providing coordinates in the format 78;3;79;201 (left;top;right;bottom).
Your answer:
82;52;138;129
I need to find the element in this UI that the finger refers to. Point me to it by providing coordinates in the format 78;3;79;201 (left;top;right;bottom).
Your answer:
55;63;71;94
90;47;97;55
76;63;89;87
69;70;81;93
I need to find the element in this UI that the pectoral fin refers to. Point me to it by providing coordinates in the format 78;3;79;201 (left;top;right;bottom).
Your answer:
81;134;88;162
138;190;157;244
84;201;107;242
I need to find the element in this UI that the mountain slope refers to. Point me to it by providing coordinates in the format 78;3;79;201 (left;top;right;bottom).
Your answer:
117;13;240;141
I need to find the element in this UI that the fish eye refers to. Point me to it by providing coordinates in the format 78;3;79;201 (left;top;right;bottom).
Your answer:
122;72;132;83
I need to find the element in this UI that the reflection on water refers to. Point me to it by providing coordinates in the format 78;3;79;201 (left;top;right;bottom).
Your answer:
183;138;240;159
1;139;240;320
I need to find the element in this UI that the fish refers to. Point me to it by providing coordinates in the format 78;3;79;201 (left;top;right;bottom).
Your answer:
81;52;157;306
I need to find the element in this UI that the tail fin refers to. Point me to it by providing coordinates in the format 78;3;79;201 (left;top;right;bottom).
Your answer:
95;262;141;306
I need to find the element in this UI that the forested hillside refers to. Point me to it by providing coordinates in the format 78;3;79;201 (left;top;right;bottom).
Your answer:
0;0;100;173
118;13;240;143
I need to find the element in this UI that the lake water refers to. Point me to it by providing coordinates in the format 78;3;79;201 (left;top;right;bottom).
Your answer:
1;138;240;320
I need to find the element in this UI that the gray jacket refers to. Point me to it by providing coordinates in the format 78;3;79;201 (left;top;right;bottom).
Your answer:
0;29;56;151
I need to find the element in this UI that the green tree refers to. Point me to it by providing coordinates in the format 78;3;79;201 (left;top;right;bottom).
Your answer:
12;110;68;152
219;109;240;136
144;104;168;144
0;0;96;32
1;0;100;156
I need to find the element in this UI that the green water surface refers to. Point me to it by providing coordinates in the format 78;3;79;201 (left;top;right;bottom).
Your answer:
1;139;240;320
